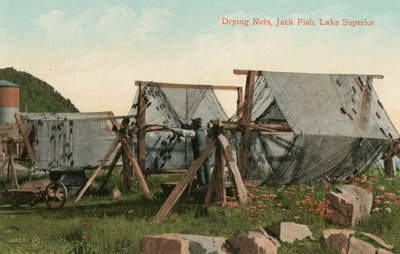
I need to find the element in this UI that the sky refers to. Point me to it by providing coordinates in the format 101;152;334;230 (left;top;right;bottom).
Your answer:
1;0;400;129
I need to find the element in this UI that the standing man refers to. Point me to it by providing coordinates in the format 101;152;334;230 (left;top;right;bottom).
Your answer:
172;118;210;186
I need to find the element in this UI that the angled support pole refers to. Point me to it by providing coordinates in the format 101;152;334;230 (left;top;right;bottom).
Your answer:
217;134;247;202
153;137;217;223
100;146;124;190
75;138;120;202
15;113;35;166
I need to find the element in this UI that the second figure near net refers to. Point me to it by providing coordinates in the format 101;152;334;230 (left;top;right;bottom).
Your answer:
171;118;210;186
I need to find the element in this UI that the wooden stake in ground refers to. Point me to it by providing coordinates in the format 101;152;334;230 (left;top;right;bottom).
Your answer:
153;138;217;223
9;154;19;189
217;134;247;203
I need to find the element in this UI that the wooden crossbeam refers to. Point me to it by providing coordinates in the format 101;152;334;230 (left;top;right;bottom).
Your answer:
233;69;384;79
15;113;35;166
217;134;247;203
135;81;241;91
153;138;217;223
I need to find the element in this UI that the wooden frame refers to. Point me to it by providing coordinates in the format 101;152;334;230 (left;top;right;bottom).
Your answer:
134;80;243;174
74;113;153;203
153;131;248;223
234;70;259;178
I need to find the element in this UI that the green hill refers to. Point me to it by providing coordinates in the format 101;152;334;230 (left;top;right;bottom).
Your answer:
0;67;79;113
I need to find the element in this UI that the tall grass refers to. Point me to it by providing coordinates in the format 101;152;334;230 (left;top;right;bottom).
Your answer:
0;167;399;253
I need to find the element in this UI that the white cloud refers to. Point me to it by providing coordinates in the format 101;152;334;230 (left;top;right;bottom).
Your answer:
95;5;137;33
135;8;172;35
33;8;98;48
95;6;171;40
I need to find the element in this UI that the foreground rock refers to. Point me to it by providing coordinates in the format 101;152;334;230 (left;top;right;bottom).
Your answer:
326;185;373;226
180;234;227;254
347;236;376;254
323;229;394;254
224;227;280;254
142;233;190;254
323;229;355;254
360;232;394;250
279;222;313;244
142;233;227;254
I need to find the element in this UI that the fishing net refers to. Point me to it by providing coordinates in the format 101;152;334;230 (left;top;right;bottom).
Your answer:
129;84;239;173
230;72;399;184
20;113;117;169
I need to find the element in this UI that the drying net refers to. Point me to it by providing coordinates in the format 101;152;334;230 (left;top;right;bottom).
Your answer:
129;84;239;173
20;113;117;169
230;71;399;185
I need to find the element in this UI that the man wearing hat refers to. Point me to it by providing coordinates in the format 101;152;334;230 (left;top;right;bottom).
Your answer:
171;118;210;186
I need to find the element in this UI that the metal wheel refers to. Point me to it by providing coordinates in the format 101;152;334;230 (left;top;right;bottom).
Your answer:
45;181;68;210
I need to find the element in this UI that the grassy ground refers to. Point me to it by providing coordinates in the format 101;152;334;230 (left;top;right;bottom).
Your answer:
0;168;399;254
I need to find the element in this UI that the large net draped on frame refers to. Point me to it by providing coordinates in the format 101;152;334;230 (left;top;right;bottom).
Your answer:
129;84;239;172
20;113;117;169
229;72;398;184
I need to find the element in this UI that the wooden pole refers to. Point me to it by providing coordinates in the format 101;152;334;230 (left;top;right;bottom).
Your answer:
204;162;218;206
14;113;35;166
153;138;217;223
137;82;147;173
135;81;241;91
384;156;395;179
10;154;19;189
100;146;123;190
237;87;243;121
238;71;257;179
119;135;153;201
217;134;247;203
214;142;226;205
75;138;120;203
